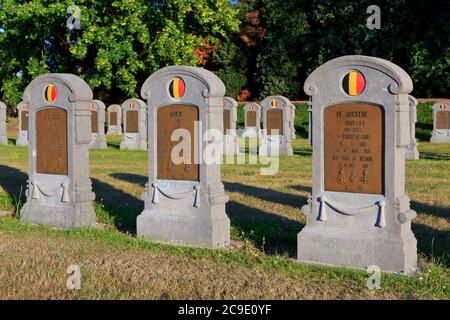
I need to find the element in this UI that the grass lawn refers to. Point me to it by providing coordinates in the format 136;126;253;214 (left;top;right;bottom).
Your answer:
0;105;448;299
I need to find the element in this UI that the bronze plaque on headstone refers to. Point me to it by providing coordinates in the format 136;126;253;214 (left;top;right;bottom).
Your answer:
91;111;98;133
266;109;283;135
126;110;138;133
247;111;257;127
436;111;450;129
110;112;117;126
324;103;384;195
157;104;199;181
36;107;68;175
223;109;230;133
21;111;28;131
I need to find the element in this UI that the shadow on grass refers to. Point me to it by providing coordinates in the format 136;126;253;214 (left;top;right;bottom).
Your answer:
224;182;306;210
412;222;449;268
293;147;312;157
419;152;450;161
109;173;148;186
227;200;303;257
0;165;27;209
107;142;120;150
411;201;450;220
91;178;143;234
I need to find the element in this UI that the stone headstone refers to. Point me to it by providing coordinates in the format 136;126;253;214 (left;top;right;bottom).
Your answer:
106;104;122;135
20;74;96;229
89;100;107;149
298;55;417;275
289;103;296;139
138;66;230;248
430;101;450;143
260;96;294;156
405;96;420;160
120;98;147;150
242;102;261;138
222;97;239;155
0;102;7;145
16;101;29;146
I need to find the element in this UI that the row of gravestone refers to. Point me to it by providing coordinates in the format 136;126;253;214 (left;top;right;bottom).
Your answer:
3;94;450;157
9;95;298;155
0;56;449;275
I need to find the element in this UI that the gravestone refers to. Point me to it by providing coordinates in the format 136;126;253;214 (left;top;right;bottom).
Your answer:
16;101;29;146
430;101;450;143
0;102;7;145
223;97;239;155
20;74;95;228
137;66;230;248
106;104;122;135
89;100;107;149
260;96;294;156
120;98;147;150
298;55;417;275
242;102;261;138
289;103;296;139
405;96;420;160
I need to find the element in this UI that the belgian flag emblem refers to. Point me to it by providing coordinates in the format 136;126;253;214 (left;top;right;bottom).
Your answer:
440;104;447;110
169;78;185;99
23;104;29;111
130;100;135;110
342;70;365;96
271;100;279;108
90;103;95;110
44;84;57;103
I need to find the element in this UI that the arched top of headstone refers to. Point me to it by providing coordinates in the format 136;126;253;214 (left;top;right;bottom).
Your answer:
121;98;146;111
304;55;413;96
140;66;225;100
90;100;106;111
223;97;238;110
23;73;93;102
107;104;121;112
16;101;29;111
244;102;261;111
432;101;450;111
0;102;6;110
408;95;418;107
261;95;292;110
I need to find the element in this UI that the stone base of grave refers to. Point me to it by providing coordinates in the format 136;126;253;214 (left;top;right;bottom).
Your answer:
20;202;95;229
259;138;293;156
430;135;450;143
223;136;239;156
405;146;420;160
120;141;147;150
242;128;260;138
90;140;107;149
137;208;230;248
297;226;417;275
16;136;28;147
107;127;122;136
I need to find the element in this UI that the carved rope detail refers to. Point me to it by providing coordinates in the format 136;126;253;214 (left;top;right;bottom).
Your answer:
151;182;201;208
318;194;385;228
30;179;70;203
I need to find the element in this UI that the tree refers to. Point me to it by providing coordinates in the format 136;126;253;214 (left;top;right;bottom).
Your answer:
0;0;239;112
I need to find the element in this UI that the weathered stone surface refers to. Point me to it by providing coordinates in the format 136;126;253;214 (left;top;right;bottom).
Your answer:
89;100;107;149
430;101;450;143
298;55;417;275
260;96;294;156
120;99;147;150
405;96;420;160
106;104;122;135
0;102;7;145
242;102;261;138
137;66;230;248
16;101;29;146
223;97;239;155
20;73;96;229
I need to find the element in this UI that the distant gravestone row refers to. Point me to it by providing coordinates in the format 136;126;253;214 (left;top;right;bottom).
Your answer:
3;54;448;275
431;101;450;143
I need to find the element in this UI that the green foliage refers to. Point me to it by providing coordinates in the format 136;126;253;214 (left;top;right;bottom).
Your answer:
0;0;239;112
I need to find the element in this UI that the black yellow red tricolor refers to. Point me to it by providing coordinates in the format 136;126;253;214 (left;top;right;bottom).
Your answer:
342;70;365;96
130;100;135;109
271;100;278;107
440;104;447;110
169;78;185;99
44;84;57;103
